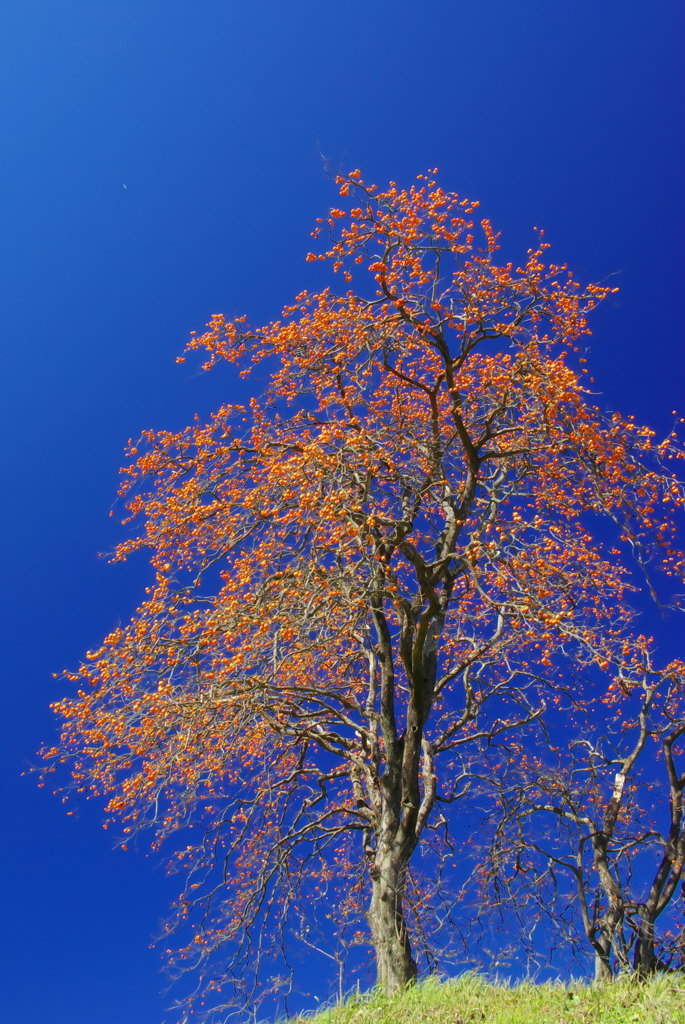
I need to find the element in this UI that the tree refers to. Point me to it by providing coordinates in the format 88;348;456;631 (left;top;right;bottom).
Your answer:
484;650;685;981
44;169;685;1015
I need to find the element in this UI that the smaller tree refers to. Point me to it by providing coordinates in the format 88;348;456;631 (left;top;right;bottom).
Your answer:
485;650;685;980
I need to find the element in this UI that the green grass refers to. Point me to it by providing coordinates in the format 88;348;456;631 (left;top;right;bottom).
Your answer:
291;974;685;1024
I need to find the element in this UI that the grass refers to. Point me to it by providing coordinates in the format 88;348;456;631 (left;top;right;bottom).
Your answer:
290;974;685;1024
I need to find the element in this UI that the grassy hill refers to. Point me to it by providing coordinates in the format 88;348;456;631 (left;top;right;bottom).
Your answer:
291;975;685;1024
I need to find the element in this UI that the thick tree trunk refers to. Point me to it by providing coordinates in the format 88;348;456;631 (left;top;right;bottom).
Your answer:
367;852;417;995
594;943;612;982
590;834;626;982
633;917;657;975
592;903;624;982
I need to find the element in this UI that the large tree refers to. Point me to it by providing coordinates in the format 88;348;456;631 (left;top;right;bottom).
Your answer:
45;170;684;1015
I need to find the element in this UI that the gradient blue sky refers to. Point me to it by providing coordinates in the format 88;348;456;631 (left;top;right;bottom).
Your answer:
0;2;683;1022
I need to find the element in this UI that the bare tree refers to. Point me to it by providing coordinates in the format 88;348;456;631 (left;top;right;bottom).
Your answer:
485;654;685;980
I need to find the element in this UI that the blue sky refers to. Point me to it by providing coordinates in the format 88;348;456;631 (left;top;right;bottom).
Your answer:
0;2;683;1021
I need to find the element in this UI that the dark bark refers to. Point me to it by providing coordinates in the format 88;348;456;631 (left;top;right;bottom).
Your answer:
367;848;418;993
633;726;685;974
363;356;482;994
367;582;441;992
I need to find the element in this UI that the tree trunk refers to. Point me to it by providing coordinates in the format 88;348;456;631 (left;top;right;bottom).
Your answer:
591;835;625;982
634;916;657;975
594;944;612;982
367;851;418;995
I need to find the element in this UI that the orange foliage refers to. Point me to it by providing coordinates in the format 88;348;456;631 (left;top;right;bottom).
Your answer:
43;170;685;1011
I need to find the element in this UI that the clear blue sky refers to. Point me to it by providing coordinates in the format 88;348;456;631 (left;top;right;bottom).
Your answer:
0;2;682;1021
